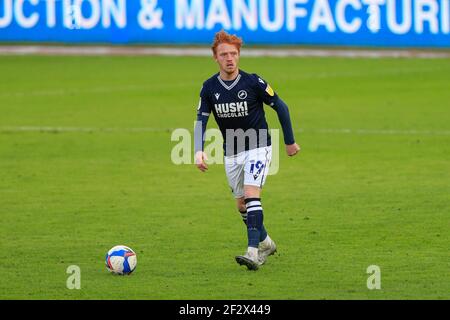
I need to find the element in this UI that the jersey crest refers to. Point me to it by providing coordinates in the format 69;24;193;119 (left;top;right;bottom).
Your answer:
238;90;247;99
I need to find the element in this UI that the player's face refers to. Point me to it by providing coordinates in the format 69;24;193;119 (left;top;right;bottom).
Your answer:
215;43;240;76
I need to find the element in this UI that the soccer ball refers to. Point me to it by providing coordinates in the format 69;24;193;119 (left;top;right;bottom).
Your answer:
105;245;137;275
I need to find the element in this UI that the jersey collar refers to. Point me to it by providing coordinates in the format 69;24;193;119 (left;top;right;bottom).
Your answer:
217;73;241;91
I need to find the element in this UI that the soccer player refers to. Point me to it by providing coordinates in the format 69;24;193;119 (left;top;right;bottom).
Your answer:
194;30;300;270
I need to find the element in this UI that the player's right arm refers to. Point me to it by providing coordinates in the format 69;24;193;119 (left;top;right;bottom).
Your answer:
194;85;211;172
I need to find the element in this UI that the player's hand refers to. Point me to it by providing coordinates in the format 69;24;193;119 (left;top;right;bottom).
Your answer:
195;151;208;172
286;143;300;156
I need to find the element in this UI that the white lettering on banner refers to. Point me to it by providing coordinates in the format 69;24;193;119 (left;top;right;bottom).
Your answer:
442;0;450;34
102;0;126;28
67;3;83;29
15;0;39;29
336;0;362;33
176;0;204;29
415;0;439;34
62;0;126;29
0;0;13;28
0;0;449;37
63;0;100;29
46;0;56;28
174;0;450;34
64;0;75;28
80;0;100;29
233;0;258;31
206;0;231;30
139;0;163;29
363;0;385;32
259;0;284;32
387;0;412;34
287;0;308;31
309;0;336;32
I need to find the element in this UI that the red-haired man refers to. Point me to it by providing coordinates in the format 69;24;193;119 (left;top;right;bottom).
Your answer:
194;30;300;270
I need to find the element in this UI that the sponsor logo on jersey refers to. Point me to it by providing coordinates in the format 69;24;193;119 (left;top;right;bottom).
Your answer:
214;101;248;118
215;93;220;100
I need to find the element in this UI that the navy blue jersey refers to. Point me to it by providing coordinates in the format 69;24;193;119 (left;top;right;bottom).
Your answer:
196;70;279;156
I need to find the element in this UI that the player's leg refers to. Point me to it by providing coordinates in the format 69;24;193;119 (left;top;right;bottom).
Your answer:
243;186;268;243
236;197;247;225
244;185;276;265
235;146;274;270
224;152;250;239
225;154;261;270
243;185;264;251
237;196;266;239
246;146;276;265
235;185;266;270
224;152;245;199
236;190;268;241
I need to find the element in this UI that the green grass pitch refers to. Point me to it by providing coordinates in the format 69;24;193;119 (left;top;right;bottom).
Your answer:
0;54;449;299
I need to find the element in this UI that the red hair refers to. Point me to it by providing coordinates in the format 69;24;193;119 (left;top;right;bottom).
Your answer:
211;30;243;55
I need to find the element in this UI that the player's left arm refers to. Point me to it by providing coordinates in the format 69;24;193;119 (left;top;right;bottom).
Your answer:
254;75;300;156
271;97;300;156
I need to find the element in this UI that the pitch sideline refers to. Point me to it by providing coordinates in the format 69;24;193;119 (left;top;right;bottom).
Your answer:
0;45;449;59
1;126;449;136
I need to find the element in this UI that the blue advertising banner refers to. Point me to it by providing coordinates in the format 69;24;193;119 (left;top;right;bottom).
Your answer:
0;0;449;47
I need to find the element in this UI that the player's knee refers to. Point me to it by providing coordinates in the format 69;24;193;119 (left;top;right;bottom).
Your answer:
244;185;261;199
236;198;246;213
238;205;246;213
